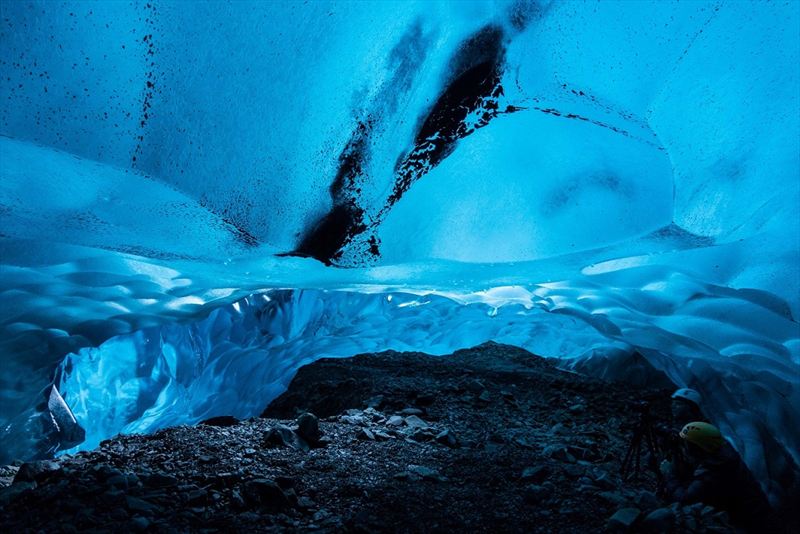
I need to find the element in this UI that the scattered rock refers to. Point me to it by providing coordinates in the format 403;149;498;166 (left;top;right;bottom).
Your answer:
274;476;296;490
635;489;660;511
146;473;177;487
0;465;19;488
592;470;617;490
641;507;675;532
607;507;641;531
364;395;385;408
463;379;486;393
126;495;159;515
130;516;151;532
297;496;315;510
415;392;436;406
0;481;36;507
13;460;60;484
542;444;576;463
0;343;702;533
569;403;586;414
523;484;549;504
373;430;393;441
386;415;404;427
264;424;308;451
357;428;376;441
403;415;428;429
409;429;434;442
520;465;549;483
186;488;207;505
406;465;447;482
200;415;240;427
435;429;459;448
599;491;629;507
241;479;292;511
296;412;322;444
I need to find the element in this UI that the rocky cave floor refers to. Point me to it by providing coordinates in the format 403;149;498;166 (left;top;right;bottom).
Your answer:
0;342;747;533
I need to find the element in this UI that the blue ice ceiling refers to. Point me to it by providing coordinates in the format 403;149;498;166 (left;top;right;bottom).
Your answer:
0;0;798;505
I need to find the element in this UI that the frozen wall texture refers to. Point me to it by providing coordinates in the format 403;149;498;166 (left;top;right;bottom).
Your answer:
1;0;798;506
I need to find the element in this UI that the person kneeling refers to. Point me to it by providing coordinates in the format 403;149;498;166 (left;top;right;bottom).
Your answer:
662;422;778;533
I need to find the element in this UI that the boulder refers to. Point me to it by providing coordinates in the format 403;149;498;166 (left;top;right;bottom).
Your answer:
520;465;549;483
130;516;151;532
364;395;385;408
145;473;177;487
373;430;393;441
568;403;586;414
542;444;576;463
635;490;660;511
91;464;122;482
523;484;549;504
264;424;308;451
296;412;322;444
357;428;376;441
241;479;292;510
13;460;60;484
0;481;36;507
386;415;404;427
415;392;437;406
407;465;447;482
598;491;629;507
592;470;617;490
199;415;240;427
435;429;459;448
125;495;159;515
607;507;641;532
641;507;675;532
463;379;486;393
409;429;434;442
404;415;428;429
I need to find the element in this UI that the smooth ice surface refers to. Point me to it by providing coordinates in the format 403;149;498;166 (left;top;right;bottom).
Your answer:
1;0;799;505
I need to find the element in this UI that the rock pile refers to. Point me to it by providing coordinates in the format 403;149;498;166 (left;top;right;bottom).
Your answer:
0;343;760;532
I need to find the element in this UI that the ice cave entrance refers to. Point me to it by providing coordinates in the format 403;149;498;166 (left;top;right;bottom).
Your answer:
0;0;798;509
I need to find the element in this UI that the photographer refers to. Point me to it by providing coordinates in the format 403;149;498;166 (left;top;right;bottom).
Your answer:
669;388;705;425
655;389;707;490
662;422;778;533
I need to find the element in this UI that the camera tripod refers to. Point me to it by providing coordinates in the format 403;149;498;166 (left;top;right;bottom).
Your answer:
620;401;664;487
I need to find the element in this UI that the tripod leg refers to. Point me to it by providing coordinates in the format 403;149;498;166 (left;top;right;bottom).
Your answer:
644;427;664;487
622;430;643;479
621;438;635;475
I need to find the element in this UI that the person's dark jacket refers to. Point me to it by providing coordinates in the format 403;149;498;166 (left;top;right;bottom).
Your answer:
664;441;778;533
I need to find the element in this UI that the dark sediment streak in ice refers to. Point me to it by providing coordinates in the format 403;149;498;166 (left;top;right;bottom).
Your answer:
291;25;517;265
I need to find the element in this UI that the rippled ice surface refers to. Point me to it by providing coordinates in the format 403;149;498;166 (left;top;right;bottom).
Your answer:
2;237;796;503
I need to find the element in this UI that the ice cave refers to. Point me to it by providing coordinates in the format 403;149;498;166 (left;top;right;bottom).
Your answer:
0;0;798;530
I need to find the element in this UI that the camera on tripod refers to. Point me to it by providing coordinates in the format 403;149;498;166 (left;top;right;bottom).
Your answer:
620;399;664;487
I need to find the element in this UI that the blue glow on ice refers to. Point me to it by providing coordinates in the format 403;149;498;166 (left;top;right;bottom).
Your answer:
0;0;798;505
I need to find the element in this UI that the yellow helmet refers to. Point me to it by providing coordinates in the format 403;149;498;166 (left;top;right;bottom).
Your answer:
679;422;723;453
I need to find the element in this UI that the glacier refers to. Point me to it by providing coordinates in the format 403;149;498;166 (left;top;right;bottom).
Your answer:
1;0;798;508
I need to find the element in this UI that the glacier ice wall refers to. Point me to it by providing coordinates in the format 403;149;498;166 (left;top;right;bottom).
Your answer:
52;281;799;506
1;0;798;505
